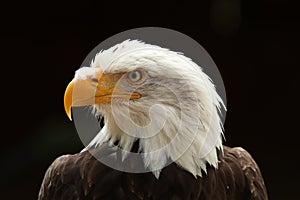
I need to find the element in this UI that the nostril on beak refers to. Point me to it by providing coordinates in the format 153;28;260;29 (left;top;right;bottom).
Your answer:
91;78;98;83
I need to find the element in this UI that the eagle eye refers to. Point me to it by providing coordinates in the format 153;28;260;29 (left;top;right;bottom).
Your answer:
127;69;144;84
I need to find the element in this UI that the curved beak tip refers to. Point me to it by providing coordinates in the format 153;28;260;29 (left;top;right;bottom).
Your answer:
66;110;72;121
64;80;74;121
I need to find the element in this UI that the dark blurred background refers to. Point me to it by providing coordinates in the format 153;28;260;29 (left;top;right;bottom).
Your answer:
1;0;299;199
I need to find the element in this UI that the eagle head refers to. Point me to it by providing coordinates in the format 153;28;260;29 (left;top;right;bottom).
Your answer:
64;40;225;178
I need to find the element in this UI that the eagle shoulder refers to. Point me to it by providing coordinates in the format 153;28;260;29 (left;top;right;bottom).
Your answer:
38;154;81;200
219;146;269;200
38;149;125;200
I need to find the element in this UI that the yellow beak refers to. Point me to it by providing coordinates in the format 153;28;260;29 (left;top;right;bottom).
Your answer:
64;71;141;120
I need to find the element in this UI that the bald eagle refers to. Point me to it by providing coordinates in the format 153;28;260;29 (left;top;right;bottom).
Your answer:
38;40;268;200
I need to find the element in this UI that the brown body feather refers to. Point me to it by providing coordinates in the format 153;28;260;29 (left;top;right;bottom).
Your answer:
38;144;268;200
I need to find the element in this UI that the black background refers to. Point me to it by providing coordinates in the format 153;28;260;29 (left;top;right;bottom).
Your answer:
1;0;299;199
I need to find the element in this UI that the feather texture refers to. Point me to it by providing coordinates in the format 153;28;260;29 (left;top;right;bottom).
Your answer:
38;145;268;200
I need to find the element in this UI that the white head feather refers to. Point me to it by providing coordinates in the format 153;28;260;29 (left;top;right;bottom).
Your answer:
80;40;225;178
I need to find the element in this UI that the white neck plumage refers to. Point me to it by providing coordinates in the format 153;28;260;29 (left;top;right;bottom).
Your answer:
84;95;224;179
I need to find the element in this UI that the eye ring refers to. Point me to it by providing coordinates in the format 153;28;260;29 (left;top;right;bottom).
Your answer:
127;69;144;84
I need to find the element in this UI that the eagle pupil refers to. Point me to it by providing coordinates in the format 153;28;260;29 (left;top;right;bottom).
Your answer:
131;72;137;80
